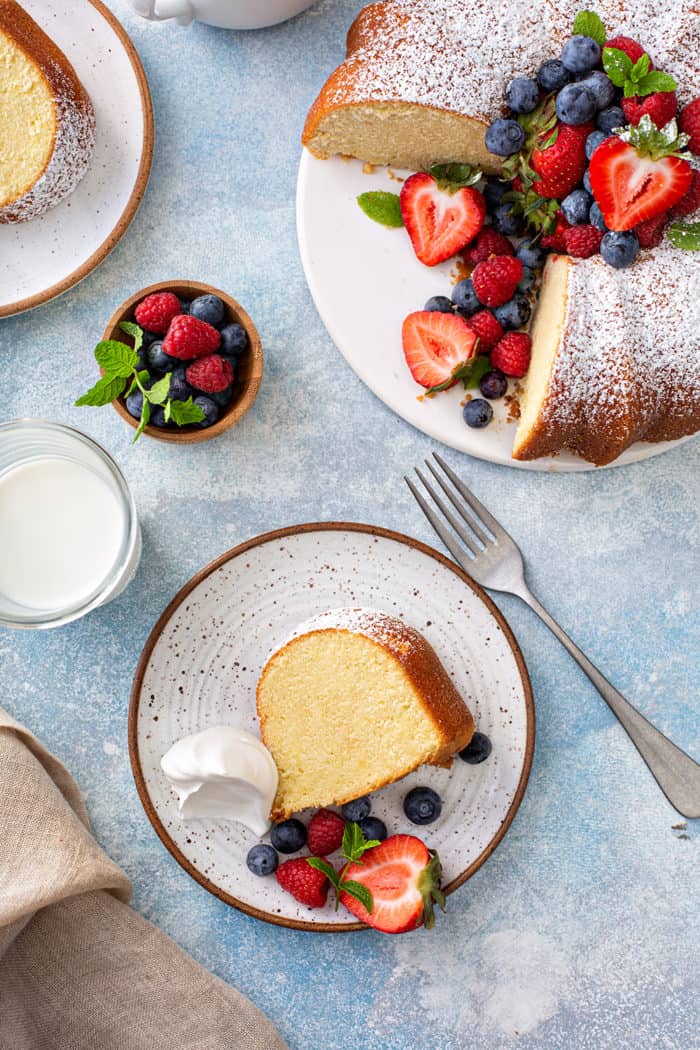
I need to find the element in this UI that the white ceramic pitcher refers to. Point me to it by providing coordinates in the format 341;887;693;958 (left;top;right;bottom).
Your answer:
130;0;315;29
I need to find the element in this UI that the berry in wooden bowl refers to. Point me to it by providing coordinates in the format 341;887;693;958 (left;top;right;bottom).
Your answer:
76;280;263;443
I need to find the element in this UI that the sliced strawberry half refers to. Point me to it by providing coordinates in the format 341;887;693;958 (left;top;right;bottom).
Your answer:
402;311;478;392
589;137;691;230
400;173;485;266
339;835;445;934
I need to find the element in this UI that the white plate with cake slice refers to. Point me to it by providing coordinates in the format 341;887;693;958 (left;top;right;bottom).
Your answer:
0;0;153;317
129;522;534;932
296;152;694;471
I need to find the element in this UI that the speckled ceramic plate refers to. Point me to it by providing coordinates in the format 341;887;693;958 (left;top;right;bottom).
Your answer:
0;0;153;317
129;523;534;931
296;152;692;471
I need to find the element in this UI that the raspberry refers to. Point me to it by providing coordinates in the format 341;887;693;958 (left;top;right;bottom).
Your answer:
670;170;700;218
307;809;345;856
467;310;504;352
134;292;181;335
464;229;513;266
634;213;669;248
679;99;700;155
563;224;603;259
490;332;531;378
604;36;647;65
276;858;330;908
162;314;220;360
541;212;571;253
472;255;523;307
622;92;677;129
185;354;233;393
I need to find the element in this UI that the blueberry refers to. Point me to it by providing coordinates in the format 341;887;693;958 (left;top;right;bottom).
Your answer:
459;731;493;764
589;202;608;231
219;322;249;360
585;129;608;160
125;391;143;419
517;266;535;293
483;178;509;212
189;293;225;327
403;786;443;825
452;278;480;316
270;818;307;853
493;294;531;330
341;796;372;822
193;395;220;428
358;816;387;842
479;369;508;400
149;406;168;428
485;118;525;157
600;230;639;268
561;35;601;75
583;169;593;194
577;71;615;110
561;188;593;226
168;368;193;402
491;201;522;236
424;295;454;313
555;83;596;125
135;349;149;373
211;385;234;408
145;340;174;373
140;329;160;348
506;76;539;114
246;843;278;876
596;105;625;134
537;59;570;93
516;241;545;270
463;398;494;428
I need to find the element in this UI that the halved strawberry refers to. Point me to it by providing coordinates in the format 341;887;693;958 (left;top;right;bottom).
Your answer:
339;835;445;934
589;121;692;231
402;311;478;391
400;173;485;266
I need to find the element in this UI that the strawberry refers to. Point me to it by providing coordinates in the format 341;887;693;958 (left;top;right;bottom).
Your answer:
634;213;669;248
467;309;503;352
134;292;181;335
276;858;330;908
491;332;531;378
472;255;523;307
540;211;571;252
562;224;603;258
621;92;677;129
162;314;221;360
604;36;648;66
463;228;513;266
669;169;700;218
531;122;591;200
402;311;478;391
588;118;692;231
307;809;345;856
400;173;486;267
679;99;700;155
338;835;445;934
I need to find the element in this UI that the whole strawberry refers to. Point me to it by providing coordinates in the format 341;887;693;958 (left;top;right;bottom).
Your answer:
491;332;531;378
472;255;523;307
621;92;677;129
531;123;591;200
134;292;181;335
186;354;233;393
563;224;603;259
276;858;330;908
464;228;513;266
163;314;221;360
467;309;504;352
679;99;700;155
307;809;345;856
669;170;700;218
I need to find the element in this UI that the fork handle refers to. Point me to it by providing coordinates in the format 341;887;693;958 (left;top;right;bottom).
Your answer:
518;585;700;819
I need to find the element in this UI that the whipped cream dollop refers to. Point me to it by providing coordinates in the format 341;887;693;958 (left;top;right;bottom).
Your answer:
160;726;278;836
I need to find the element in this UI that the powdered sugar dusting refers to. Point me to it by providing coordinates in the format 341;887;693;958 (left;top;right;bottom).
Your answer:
282;606;422;655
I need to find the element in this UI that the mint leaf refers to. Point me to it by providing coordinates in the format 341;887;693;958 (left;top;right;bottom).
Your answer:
464;355;494;390
572;11;606;46
94;340;139;378
133;399;150;443
168;397;205;426
75;374;127;407
341;821;380;864
145;373;171;405
631;53;650;80
357;191;403;228
668;221;700;251
341;880;373;914
119;321;144;353
635;71;678;96
307;857;341;890
602;47;633;87
125;369;150;398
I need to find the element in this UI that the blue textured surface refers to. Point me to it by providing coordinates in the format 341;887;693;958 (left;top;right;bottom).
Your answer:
1;2;699;1047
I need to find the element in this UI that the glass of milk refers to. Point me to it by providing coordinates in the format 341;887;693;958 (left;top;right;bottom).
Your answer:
0;420;141;628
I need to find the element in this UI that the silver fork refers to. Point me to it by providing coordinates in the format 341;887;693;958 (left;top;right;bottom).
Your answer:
406;452;700;819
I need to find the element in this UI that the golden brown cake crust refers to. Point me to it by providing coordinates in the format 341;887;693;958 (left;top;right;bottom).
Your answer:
0;0;95;223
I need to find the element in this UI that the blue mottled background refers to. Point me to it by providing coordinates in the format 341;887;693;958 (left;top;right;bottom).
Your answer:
1;2;698;1047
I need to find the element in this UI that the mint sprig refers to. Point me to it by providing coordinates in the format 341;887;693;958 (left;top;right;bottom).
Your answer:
75;321;205;442
668;221;700;251
572;11;606;46
307;821;379;914
357;190;404;227
602;46;677;98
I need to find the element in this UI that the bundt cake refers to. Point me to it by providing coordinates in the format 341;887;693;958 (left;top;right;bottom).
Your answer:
256;609;474;820
0;0;96;224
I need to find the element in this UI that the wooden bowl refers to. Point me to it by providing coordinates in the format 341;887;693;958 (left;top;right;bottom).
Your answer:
105;280;263;443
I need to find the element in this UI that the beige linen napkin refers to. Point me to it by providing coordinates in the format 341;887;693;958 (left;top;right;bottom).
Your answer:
0;708;288;1050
